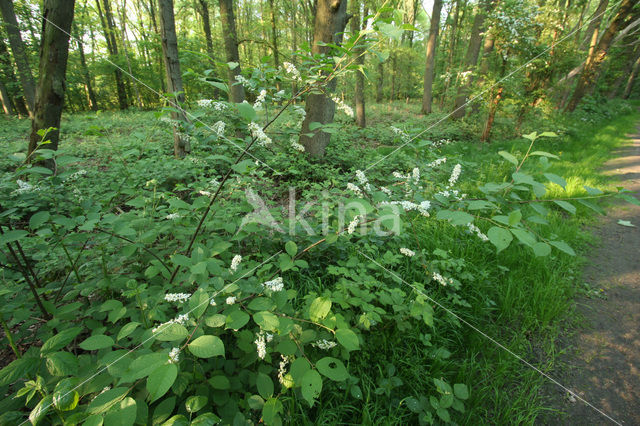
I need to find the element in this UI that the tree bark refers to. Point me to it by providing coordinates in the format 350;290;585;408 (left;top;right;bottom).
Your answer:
351;2;366;127
198;0;215;63
451;0;493;119
579;0;609;51
219;0;245;103
158;0;190;158
298;0;349;158
0;79;13;114
28;0;76;166
376;60;384;103
623;52;640;99
96;0;128;109
421;0;443;114
73;24;99;111
566;0;635;111
480;86;502;142
268;0;280;69
119;0;143;108
0;0;36;116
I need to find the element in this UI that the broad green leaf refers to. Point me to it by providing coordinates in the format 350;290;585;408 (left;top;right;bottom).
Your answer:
487;227;512;253
247;297;275;311
532;242;551;257
41;327;82;355
29;394;52;425
46;352;78;376
617;219;635;227
529;150;559;159
508;210;522;226
510;228;537;247
0;230;28;245
189;289;209;319
549;240;576;256
225;310;250;330
79;335;114;351
553;200;576;214
155;323;188;342
289;358;311;385
583;185;604;195
188;335;224;358
261;398;283;425
253;311;279;331
256;372;274;399
208;375;230;390
498;151;518;166
309;297;331;322
316;357;349;381
185;395;208;413
191;412;221;425
300;369;322;406
117;322;140;341
453;383;469;400
335;328;359;351
147;364;177;402
237;102;257;122
0;357;39;386
29;211;50;229
285;241;297;257
88;387;129;414
103;397;137;426
544;173;567;189
53;379;79;411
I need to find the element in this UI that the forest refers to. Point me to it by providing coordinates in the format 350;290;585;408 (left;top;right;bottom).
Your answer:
1;0;640;424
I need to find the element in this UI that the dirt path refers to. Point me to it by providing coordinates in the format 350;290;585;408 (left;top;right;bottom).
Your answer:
549;119;640;425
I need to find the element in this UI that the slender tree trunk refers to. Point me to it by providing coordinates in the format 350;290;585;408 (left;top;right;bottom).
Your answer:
390;50;397;102
268;0;280;68
119;0;143;107
451;0;493;119
566;0;634;111
75;28;99;111
376;61;384;103
0;80;13;114
219;0;245;103
0;36;24;114
198;0;215;62
96;0;128;109
579;0;608;51
421;0;443;114
480;87;502;142
158;0;190;158
351;3;366;127
299;0;349;158
28;0;76;166
623;52;640;99
0;0;36;116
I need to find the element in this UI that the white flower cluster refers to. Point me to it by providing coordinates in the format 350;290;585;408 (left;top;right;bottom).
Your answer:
393;171;408;180
209;298;217;306
432;139;452;148
380;186;393;196
380;200;431;217
212;121;225;137
346;182;363;197
226;296;236;305
235;75;250;86
165;213;180;220
448;164;462;187
253;89;267;110
355;170;372;192
67;169;87;181
254;331;274;359
293;105;306;123
168;347;180;364
331;95;354;118
458;70;473;84
159;115;179;127
248;122;272;146
290;137;305;152
347;215;361;234
199;190;212;197
412;168;420;186
278;355;290;385
467;223;489;242
432;272;454;287
391;126;410;142
152;313;189;333
230;255;242;272
400;247;415;257
262;277;284;292
165;293;190;303
14;180;40;194
436;189;466;200
283;62;301;81
427;157;447;168
312;339;337;350
197;99;213;108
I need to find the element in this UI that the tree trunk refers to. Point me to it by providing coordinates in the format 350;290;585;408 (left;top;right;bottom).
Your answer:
28;0;76;166
451;0;493;119
298;0;349;158
623;52;640;99
0;79;13;114
351;2;366;127
0;0;36;116
376;60;384;103
119;0;143;108
73;24;99;111
566;0;634;111
219;0;245;103
158;0;190;158
390;50;397;102
480;86;502;142
421;0;443;115
198;0;215;63
96;0;128;109
268;0;280;69
579;0;608;51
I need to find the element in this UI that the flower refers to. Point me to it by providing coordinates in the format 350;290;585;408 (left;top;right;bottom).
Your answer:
346;182;363;197
255;332;267;359
467;223;489;241
168;347;180;363
152;313;189;333
248;122;272;146
347;215;361;235
253;89;267;109
355;170;372;192
448;164;462;187
278;355;290;385
14;180;39;194
283;62;301;81
412;168;420;185
262;277;284;292
225;296;236;305
197;99;213;108
432;272;453;287
400;247;415;257
230;255;242;272
67;169;87;181
209;298;217;306
212;120;225;137
165;213;180;220
312;339;337;350
164;293;191;303
199;190;212;197
427;157;447;168
331;95;354;118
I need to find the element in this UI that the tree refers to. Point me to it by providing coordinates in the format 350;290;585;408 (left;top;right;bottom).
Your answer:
96;0;128;109
0;0;37;116
421;0;443;114
268;0;280;69
350;2;366;127
28;0;76;165
623;50;640;99
566;0;635;111
298;0;349;158
197;0;215;63
219;0;245;103
73;19;99;111
158;0;190;157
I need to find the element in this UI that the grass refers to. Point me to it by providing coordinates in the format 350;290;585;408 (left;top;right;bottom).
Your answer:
0;99;638;424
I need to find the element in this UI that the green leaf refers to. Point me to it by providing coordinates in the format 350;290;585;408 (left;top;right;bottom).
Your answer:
189;289;209;319
117;322;140;341
147;364;177;402
103;397;137;426
247;297;275;311
583;185;604;195
79;335;114;351
487;227;512;253
285;241;297;257
544;173;567;189
316;357;349;381
549;240;576;256
508;210;522;226
0;230;28;245
498;151;518;166
256;372;274;399
300;369;322;406
225;310;250;330
261;398;283;425
29;394;52;425
289;358;311;385
53;379;79;411
29;211;50;229
617;219;635;227
185;395;208;413
553;200;576;214
88;387;129;414
155;323;188;342
41;327;82;355
529;150;559;159
532;242;551;257
188;335;225;358
253;311;279;332
46;352;78;376
510;228;537;247
237;102;257;122
454;383;469;400
335;328;359;351
191;412;221;425
309;297;331;322
0;356;39;386
208;375;230;390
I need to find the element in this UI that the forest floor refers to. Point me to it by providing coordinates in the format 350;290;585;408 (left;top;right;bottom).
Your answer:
547;117;640;425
